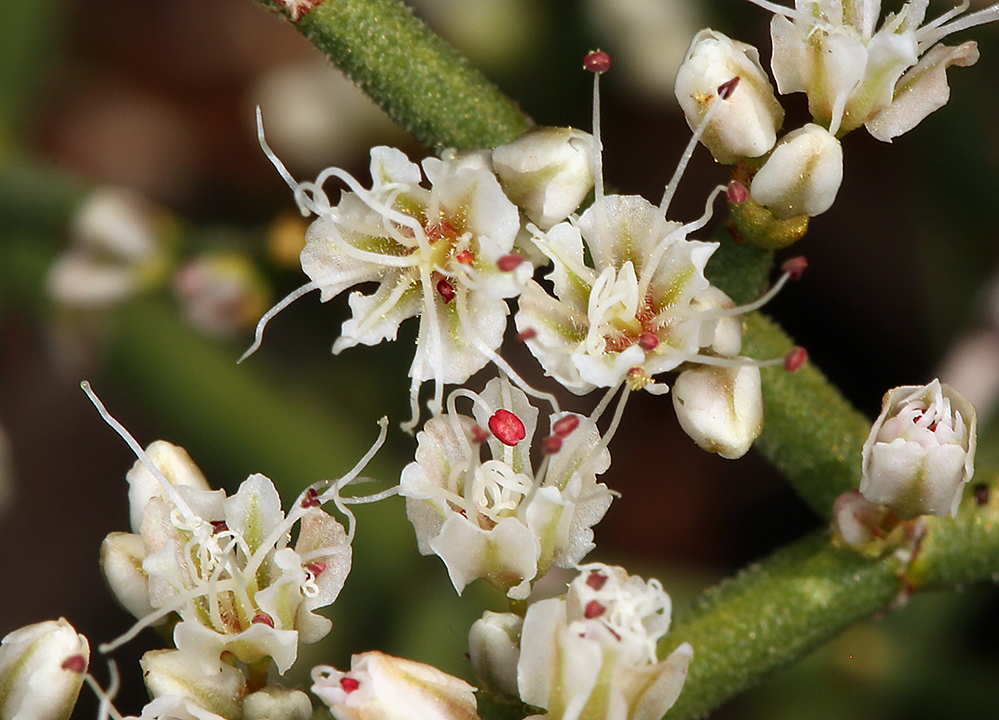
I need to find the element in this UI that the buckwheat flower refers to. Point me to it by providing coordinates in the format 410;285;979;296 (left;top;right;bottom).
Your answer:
140;649;245;720
675;29;784;164
750;123;843;219
86;386;386;675
517;564;693;720
399;377;613;600
251;116;529;425
0;618;89;720
492;127;595;229
311;651;480;720
861;379;977;519
748;0;999;138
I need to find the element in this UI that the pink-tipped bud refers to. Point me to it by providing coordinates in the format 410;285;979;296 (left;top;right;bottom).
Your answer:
727;180;749;204
61;654;88;674
543;435;563;454
638;332;660;351
470;425;490;443
552;414;580;438
497;254;524;272
583;50;611;74
781;256;808;281
516;328;537;342
784;346;808;372
717;76;740;99
436;278;456;304
488;409;527;446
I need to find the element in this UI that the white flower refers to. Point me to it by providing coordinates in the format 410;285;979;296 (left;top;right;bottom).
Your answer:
0;618;89;720
311;651;480;720
749;0;999;138
492;127;595;229
672;364;764;459
861;379;977;519
255;127;529;425
750;123;843;219
399;378;613;599
101;443;354;674
515;194;741;395
517;564;693;720
675;29;785;164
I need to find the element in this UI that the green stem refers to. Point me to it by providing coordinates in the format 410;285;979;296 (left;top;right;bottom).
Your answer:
663;471;999;720
252;0;531;150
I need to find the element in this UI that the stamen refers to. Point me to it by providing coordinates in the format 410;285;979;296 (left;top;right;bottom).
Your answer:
437;278;456;303
543;435;562;454
84;659;125;720
489;409;527;446
252;613;274;627
516;328;537;342
552;415;580;438
781;255;808;281
584;600;606;618
239;281;319;363
341;677;360;693
586;570;608;590
727;180;749;204
256;107;303;206
784;346;808;371
497;253;524;271
471;425;490;443
638;332;660;351
301;487;321;508
306;561;327;576
582;50;611;74
455;249;474;265
717;76;740;99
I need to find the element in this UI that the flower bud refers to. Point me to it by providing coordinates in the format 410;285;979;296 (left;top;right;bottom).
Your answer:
243;686;313;720
140;649;245;720
468;611;522;698
674;29;784;164
311;651;480;720
125;440;210;533
492;127;594;229
672;364;764;459
750;124;843;219
861;379;977;520
0;618;89;720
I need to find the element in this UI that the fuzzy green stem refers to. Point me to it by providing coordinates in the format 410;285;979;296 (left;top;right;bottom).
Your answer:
663;471;999;720
252;0;531;150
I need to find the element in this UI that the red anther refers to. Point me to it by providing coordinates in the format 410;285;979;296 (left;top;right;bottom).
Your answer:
516;328;537;342
306;561;328;576
302;487;321;508
340;677;360;693
717;76;740;99
583;50;611;74
974;483;990;506
426;218;457;243
783;346;808;372
488;409;527;446
252;613;274;627
584;600;606;619
585;571;608;590
455;249;474;265
437;278;456;304
210;520;229;534
727;180;749;204
497;254;524;272
61;654;87;674
470;425;490;443
552;415;580;438
543;435;563;454
781;256;808;281
638;332;660;351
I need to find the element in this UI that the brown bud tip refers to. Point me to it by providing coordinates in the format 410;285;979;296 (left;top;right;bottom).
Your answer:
543;435;563;454
552;414;580;438
717;76;740;99
727;180;749;204
583;50;611;74
489;409;527;446
61;654;88;674
516;328;537;342
784;346;808;371
497;253;524;272
781;255;808;281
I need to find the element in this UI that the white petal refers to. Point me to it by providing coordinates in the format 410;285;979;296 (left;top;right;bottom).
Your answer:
333;273;421;353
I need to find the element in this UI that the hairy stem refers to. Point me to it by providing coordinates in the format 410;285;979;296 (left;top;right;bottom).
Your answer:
252;0;531;150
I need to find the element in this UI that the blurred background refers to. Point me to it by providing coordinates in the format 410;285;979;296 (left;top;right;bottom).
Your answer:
2;0;999;717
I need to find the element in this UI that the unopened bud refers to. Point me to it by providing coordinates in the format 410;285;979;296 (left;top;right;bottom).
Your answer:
244;686;313;720
492;127;595;229
0;619;89;720
672;365;763;459
140;649;245;720
100;532;154;620
861;380;977;519
674;30;784;164
750;124;843;219
468;611;523;698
